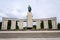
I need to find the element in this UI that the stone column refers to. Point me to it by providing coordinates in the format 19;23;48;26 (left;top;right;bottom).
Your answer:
52;18;57;29
11;20;16;30
36;19;41;29
43;20;49;29
2;20;8;30
19;19;23;29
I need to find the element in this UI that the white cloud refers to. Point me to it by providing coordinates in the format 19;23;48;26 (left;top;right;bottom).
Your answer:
0;0;60;23
0;13;8;17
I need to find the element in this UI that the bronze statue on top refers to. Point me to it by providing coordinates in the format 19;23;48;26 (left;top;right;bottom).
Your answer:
28;5;31;12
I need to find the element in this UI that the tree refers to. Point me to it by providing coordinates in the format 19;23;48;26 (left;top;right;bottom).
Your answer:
33;25;36;30
40;21;44;29
57;23;60;29
48;20;52;29
16;21;19;29
0;22;2;30
7;20;11;30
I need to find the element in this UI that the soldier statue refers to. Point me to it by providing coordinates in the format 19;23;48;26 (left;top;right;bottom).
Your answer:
28;5;32;12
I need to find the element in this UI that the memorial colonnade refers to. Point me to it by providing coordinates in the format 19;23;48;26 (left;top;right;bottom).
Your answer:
1;17;57;30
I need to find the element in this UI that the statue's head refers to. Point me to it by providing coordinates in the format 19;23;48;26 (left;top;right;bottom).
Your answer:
28;5;31;12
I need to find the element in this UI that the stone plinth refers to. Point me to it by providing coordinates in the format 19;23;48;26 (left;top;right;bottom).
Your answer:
27;12;33;28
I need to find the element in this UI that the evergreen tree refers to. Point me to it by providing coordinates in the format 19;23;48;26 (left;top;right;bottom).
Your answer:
33;25;36;30
16;21;19;30
0;22;2;30
7;20;11;30
40;21;44;29
57;23;60;29
48;20;52;29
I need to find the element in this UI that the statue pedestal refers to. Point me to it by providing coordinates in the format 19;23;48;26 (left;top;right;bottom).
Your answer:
27;12;33;28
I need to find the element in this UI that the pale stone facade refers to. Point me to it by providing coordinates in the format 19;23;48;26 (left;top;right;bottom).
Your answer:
1;12;57;30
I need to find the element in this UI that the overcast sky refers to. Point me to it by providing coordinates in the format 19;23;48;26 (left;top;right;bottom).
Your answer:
0;0;60;23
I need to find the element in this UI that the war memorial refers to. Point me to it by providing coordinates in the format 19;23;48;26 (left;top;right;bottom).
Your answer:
0;6;60;38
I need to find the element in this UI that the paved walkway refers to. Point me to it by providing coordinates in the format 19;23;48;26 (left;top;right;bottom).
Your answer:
0;31;60;38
